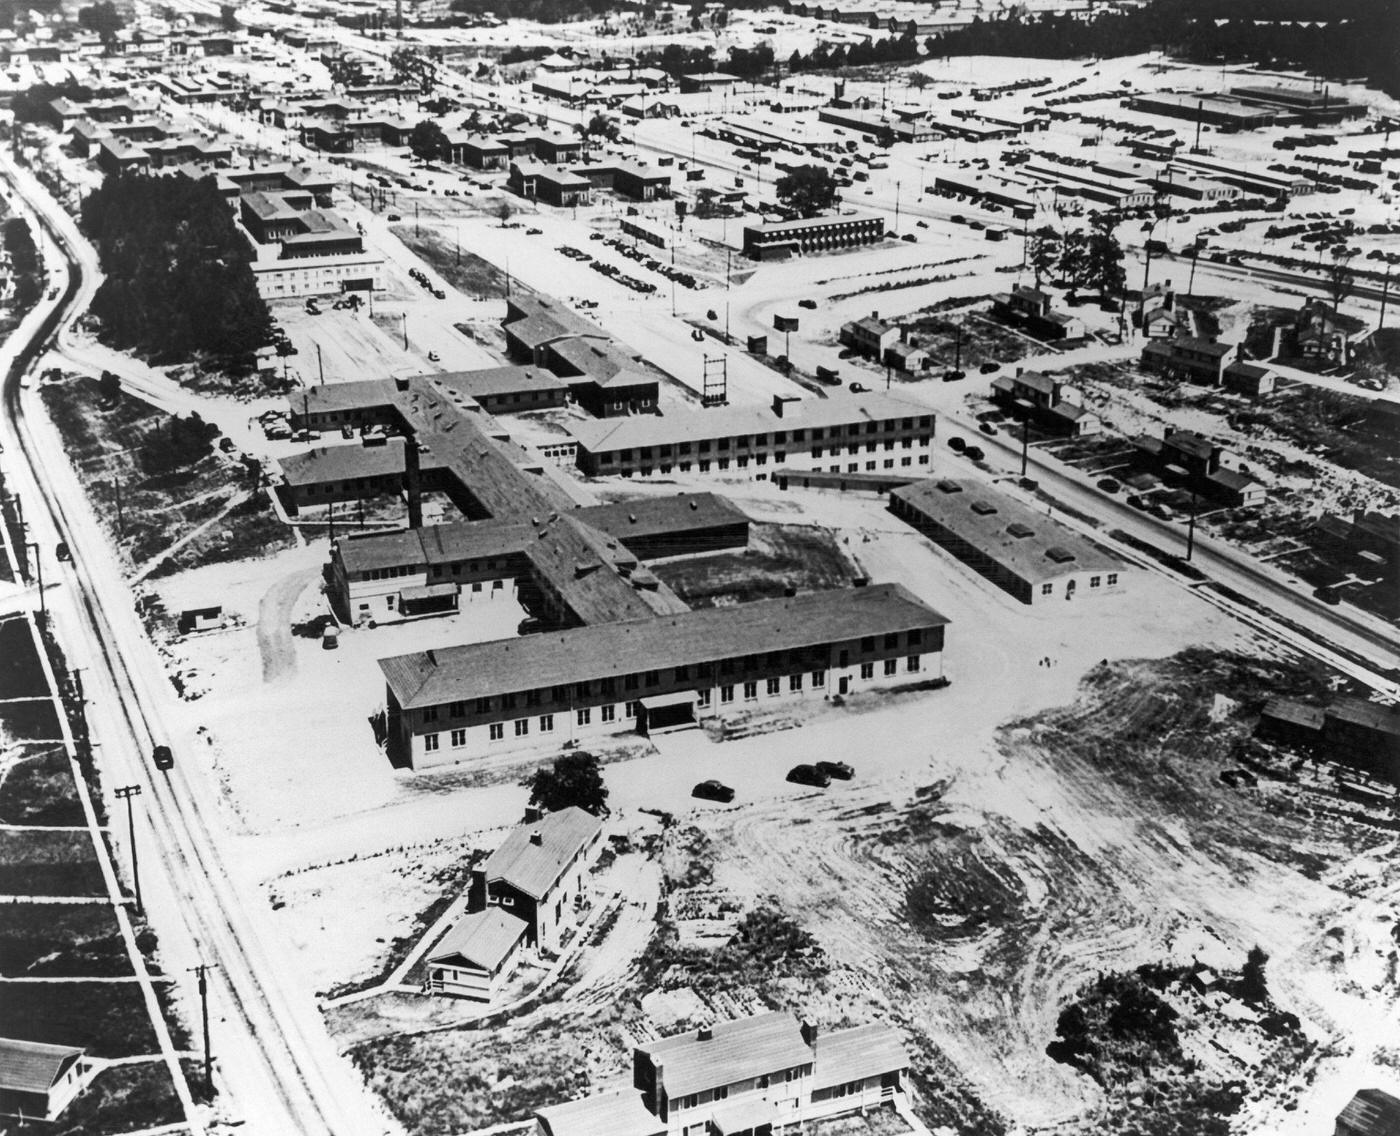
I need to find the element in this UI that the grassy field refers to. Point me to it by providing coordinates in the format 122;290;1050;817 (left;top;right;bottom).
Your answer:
0;830;105;895
1;981;164;1057
0;698;62;741
652;523;862;607
0;902;132;977
900;303;1040;369
40;374;295;575
48;1061;186;1136
391;226;509;299
0;744;84;825
0;616;46;697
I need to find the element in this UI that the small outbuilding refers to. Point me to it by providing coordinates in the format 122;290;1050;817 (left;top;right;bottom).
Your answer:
426;907;529;1001
0;1038;89;1121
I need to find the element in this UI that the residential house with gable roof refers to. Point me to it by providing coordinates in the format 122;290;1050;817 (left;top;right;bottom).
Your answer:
0;1038;89;1122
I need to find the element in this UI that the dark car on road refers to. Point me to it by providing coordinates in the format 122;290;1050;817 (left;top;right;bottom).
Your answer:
693;779;736;803
978;361;1000;374
1096;477;1121;493
787;764;831;788
964;445;985;461
799;298;818;309
152;745;174;771
948;436;966;452
942;370;966;382
817;760;854;780
55;541;71;562
979;422;997;436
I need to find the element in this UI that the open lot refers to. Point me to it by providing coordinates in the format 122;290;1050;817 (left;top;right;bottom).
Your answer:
0;743;84;825
0;829;106;895
49;1061;191;1136
39;373;295;576
651;522;863;607
0;901;133;977
1;981;171;1057
0;615;47;697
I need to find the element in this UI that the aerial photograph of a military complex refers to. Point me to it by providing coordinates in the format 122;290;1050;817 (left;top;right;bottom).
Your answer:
0;0;1396;1132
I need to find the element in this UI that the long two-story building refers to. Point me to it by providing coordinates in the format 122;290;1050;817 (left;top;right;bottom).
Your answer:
568;393;936;480
378;583;949;769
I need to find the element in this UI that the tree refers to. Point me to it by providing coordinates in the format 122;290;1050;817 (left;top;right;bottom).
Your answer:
98;371;121;404
1326;247;1356;312
1240;946;1269;1004
585;113;619;142
908;71;931;89
408;119;448;161
1027;225;1060;290
776;165;838;219
528;751;609;815
1084;214;1126;299
78;1;123;44
1058;228;1089;293
494;199;515;225
219;3;240;30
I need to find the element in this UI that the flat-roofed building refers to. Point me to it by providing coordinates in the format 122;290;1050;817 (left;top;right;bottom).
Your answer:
891;478;1126;605
568;392;935;479
742;213;884;260
379;583;948;767
1128;92;1277;130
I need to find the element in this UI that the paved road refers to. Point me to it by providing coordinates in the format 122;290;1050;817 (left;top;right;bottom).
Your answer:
0;152;388;1136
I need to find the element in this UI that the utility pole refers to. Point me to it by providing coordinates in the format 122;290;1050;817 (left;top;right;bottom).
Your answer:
894;180;901;230
316;343;324;386
26;542;43;620
114;785;143;916
953;325;962;372
1185;488;1199;561
1187;242;1200;298
71;668;83;705
1020;416;1030;478
401;313;408;351
190;963;214;1092
414;200;419;236
1379;266;1391;329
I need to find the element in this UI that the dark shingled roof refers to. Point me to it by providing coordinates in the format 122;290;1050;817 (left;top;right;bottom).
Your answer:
639;1011;812;1098
379;583;947;709
0;1038;84;1094
480;807;604;900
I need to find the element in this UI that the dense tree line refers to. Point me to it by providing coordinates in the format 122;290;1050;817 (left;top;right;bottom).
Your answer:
80;173;273;363
3;218;42;309
923;0;1398;98
449;0;614;23
11;82;96;125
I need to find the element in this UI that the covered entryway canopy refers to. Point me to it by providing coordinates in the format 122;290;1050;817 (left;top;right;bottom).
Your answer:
399;582;460;617
636;690;697;736
710;1097;777;1136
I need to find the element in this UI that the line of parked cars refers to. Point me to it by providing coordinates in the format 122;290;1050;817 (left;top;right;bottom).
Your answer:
692;760;854;804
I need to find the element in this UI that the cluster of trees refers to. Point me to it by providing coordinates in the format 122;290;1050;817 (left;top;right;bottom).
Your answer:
786;31;920;73
1026;217;1126;297
3;217;42;309
77;1;123;44
925;0;1397;97
449;0;615;22
528;751;609;815
137;412;219;476
776;165;839;218
80;173;272;363
10;81;95;125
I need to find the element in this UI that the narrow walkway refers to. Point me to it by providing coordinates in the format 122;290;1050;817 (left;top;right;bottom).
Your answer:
128;489;252;584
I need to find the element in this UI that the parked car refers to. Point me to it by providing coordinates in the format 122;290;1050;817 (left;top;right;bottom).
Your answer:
948;436;967;452
1127;494;1148;510
787;764;831;788
55;541;70;563
817;760;854;780
964;444;985;461
386;213;402;221
978;361;1000;374
1096;477;1121;493
979;422;997;436
526;227;543;235
152;745;174;771
942;370;966;382
693;779;736;803
849;381;870;394
799;298;818;309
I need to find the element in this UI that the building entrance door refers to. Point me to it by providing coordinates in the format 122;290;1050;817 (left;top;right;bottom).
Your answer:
838;676;850;695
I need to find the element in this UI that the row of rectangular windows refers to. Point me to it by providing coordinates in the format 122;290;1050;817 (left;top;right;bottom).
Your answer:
622;454;931;478
420;658;924;746
420;636;926;720
1040;573;1118;595
600;418;932;462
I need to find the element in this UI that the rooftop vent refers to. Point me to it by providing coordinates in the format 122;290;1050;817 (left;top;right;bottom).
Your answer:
529;831;543;846
1007;522;1035;539
936;480;963;494
971;500;997;515
1045;546;1077;564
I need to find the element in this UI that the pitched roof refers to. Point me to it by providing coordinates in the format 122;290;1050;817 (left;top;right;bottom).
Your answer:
567;392;933;455
810;1023;908;1090
892;478;1122;584
0;1038;84;1094
536;1089;667;1136
1337;1088;1400;1136
379;583;948;709
481;807;604;900
429;907;528;970
640;1012;813;1098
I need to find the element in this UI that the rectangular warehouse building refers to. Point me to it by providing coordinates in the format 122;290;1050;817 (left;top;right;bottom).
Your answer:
890;478;1125;605
742;213;885;260
379;583;949;768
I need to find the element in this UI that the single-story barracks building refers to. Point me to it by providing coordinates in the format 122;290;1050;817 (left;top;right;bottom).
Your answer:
379;583;949;769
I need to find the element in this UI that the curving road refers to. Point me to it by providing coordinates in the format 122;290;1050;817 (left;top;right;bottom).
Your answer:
0;153;387;1135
